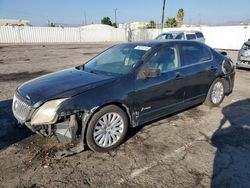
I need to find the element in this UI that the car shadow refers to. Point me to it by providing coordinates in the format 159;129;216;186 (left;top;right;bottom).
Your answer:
0;99;32;150
236;67;250;71
211;98;250;187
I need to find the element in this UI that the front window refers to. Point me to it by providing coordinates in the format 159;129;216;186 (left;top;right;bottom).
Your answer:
83;44;149;75
146;45;180;73
165;34;173;39
156;34;166;40
156;33;173;40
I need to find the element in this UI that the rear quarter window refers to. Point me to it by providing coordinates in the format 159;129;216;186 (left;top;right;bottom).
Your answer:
195;32;204;38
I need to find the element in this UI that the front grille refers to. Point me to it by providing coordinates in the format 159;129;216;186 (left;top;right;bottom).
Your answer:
12;94;32;123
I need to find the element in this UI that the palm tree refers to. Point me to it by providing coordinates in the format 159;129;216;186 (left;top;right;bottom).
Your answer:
177;8;184;27
165;17;177;28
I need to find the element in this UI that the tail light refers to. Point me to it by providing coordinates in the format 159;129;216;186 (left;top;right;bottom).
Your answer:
222;59;234;74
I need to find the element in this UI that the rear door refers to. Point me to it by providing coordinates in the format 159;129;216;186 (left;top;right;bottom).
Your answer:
178;42;216;104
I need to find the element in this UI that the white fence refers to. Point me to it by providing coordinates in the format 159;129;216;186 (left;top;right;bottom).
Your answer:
0;24;250;50
0;24;126;43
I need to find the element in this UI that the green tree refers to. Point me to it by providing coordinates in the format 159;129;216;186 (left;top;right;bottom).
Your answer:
177;8;185;27
165;17;178;28
112;22;118;28
147;20;156;29
101;17;112;26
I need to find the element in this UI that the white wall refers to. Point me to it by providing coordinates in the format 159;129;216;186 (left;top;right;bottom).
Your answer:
0;25;250;50
202;26;250;50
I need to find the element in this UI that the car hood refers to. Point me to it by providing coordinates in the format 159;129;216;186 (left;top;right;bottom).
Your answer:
17;68;116;106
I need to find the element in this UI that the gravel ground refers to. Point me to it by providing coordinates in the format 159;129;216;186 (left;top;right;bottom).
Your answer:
0;44;249;188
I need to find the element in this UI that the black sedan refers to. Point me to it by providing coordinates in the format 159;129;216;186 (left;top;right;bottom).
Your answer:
12;41;235;152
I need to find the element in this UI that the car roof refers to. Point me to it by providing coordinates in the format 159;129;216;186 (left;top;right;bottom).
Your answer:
159;32;173;34
162;31;202;34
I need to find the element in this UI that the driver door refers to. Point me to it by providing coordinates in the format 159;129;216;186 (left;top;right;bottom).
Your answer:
132;44;185;124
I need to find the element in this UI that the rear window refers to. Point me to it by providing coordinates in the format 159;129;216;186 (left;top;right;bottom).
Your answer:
196;32;204;38
186;34;196;40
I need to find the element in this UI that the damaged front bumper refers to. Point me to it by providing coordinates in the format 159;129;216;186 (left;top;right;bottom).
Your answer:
25;113;86;158
13;94;82;144
25;114;79;144
54;114;78;144
237;53;250;69
237;60;250;69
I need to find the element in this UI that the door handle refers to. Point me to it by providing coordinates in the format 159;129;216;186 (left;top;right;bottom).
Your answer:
175;72;183;80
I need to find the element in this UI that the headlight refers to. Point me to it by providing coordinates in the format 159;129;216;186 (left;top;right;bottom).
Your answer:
242;44;248;50
222;59;234;74
31;98;68;125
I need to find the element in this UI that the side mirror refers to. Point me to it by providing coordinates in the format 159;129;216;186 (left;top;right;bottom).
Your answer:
143;68;161;78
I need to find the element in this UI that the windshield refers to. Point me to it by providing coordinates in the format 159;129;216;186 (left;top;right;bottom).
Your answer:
83;44;149;75
156;33;173;40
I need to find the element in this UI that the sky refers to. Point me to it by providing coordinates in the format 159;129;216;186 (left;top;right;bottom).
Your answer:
0;0;250;26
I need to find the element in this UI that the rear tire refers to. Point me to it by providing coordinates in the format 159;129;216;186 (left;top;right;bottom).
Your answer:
86;105;128;152
204;78;225;107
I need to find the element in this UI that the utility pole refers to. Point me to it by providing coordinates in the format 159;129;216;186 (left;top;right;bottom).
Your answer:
84;10;87;25
114;8;117;24
161;0;166;31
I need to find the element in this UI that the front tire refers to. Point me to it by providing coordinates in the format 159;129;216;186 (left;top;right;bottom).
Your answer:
204;78;225;107
86;105;128;152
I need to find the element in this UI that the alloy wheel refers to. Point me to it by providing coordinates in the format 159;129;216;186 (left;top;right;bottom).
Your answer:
93;112;124;148
211;81;224;104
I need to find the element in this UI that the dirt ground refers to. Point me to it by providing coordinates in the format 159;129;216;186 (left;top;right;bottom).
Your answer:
0;43;249;188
